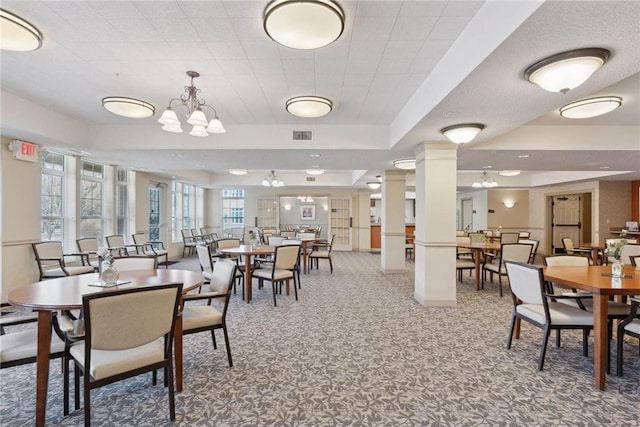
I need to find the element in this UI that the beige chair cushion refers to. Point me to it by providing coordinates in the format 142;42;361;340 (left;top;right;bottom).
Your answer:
253;268;293;281
624;319;640;334
456;260;475;269
309;251;330;258
43;265;95;277
517;302;593;326
70;339;164;380
0;328;65;363
182;305;222;331
483;262;505;274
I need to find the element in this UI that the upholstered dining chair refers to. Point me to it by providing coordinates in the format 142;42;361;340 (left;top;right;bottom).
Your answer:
76;237;100;271
131;232;169;268
620;243;640;265
561;237;593;262
482;243;533;297
252;244;300;306
500;232;520;244
196;244;242;296
616;297;640;376
309;235;335;273
181;229;198;257
504;261;593;371
32;241;95;281
65;283;182;426
182;259;237;367
105;234;135;257
630;255;640;266
111;255;157;271
518;239;540;263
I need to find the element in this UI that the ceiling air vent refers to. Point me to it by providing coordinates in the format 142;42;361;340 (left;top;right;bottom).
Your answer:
293;131;313;141
306;177;316;182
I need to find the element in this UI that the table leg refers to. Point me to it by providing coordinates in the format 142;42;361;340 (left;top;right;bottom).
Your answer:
35;311;53;427
592;295;608;390
174;314;183;392
591;247;600;265
303;242;309;274
474;249;481;291
245;255;252;303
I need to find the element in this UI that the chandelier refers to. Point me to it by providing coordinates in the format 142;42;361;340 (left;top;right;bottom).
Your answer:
158;71;225;136
297;196;314;203
262;170;284;187
472;171;498;188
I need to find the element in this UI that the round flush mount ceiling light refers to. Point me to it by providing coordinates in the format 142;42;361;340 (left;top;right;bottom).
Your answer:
499;170;521;177
393;159;416;170
0;8;43;51
286;96;333;118
229;169;248;175
102;97;155;118
367;182;381;190
559;96;622;119
441;123;485;144
524;48;610;94
264;0;345;50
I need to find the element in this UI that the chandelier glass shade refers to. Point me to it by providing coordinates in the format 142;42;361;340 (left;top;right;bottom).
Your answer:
367;182;381;190
559;96;622;119
102;97;155;118
286;96;333;118
263;0;345;50
158;71;225;136
297;196;314;203
524;48;610;94
472;171;498;188
0;8;43;52
305;168;325;175
262;170;284;187
441;123;485;144
393;159;416;170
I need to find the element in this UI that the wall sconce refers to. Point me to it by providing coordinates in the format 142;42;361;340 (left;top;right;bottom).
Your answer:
503;201;516;208
367;182;381;190
284;204;292;211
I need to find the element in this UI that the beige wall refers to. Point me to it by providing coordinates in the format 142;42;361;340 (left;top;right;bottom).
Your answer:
1;137;43;300
487;189;530;231
598;181;633;239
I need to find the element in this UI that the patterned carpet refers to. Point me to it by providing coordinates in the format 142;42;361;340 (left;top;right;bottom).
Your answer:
1;252;639;426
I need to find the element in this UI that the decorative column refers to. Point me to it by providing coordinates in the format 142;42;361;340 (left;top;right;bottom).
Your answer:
414;142;458;306
381;170;407;272
357;190;372;252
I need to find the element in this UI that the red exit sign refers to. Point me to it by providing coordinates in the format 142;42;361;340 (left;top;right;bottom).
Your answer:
10;140;38;163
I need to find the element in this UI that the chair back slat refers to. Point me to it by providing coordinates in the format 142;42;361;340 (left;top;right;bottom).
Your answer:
209;260;236;294
84;284;182;351
505;261;544;305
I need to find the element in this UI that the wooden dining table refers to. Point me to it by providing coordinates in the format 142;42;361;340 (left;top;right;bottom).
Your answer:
218;245;275;303
542;264;640;390
456;241;502;290
299;237;319;274
7;269;203;427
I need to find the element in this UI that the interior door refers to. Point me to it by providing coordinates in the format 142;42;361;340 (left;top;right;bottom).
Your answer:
552;195;582;253
329;197;352;251
149;186;166;244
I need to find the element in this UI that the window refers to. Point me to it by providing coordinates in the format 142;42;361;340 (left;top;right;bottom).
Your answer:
149;187;161;241
80;161;104;239
182;184;192;230
41;152;64;241
222;188;244;235
116;168;128;237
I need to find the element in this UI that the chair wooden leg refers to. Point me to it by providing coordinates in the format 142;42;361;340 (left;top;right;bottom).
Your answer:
167;359;176;421
506;315;517;349
583;328;590;358
211;329;217;349
271;281;277;306
84;371;91;426
329;257;333;273
616;326;624;376
555;330;561;348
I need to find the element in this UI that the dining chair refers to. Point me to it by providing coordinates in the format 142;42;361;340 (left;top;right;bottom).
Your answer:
76;238;100;271
131;232;169;268
182;259;236;367
65;283;183;426
482;243;533;297
518;238;540;263
456;236;475;281
620;243;640;265
630;255;640;267
616;297;640;376
518;231;531;239
215;238;246;272
196;244;242;296
281;231;296;239
504;261;593;371
111;255;157;271
562;237;592;262
0;303;38;335
468;232;485;243
252;245;300;306
32;241;95;281
500;233;520;244
181;229;198;257
309;235;335;273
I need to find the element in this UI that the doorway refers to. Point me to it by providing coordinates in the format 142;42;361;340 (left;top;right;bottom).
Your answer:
149;186;165;242
549;193;592;254
461;198;473;231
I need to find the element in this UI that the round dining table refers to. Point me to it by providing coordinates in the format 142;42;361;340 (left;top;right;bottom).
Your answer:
8;269;203;427
218;244;275;303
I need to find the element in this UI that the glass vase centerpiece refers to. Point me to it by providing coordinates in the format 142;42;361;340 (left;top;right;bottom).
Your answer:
605;230;627;277
96;246;119;284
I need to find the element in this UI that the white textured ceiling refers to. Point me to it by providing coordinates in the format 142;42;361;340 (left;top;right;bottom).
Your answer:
1;0;639;189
